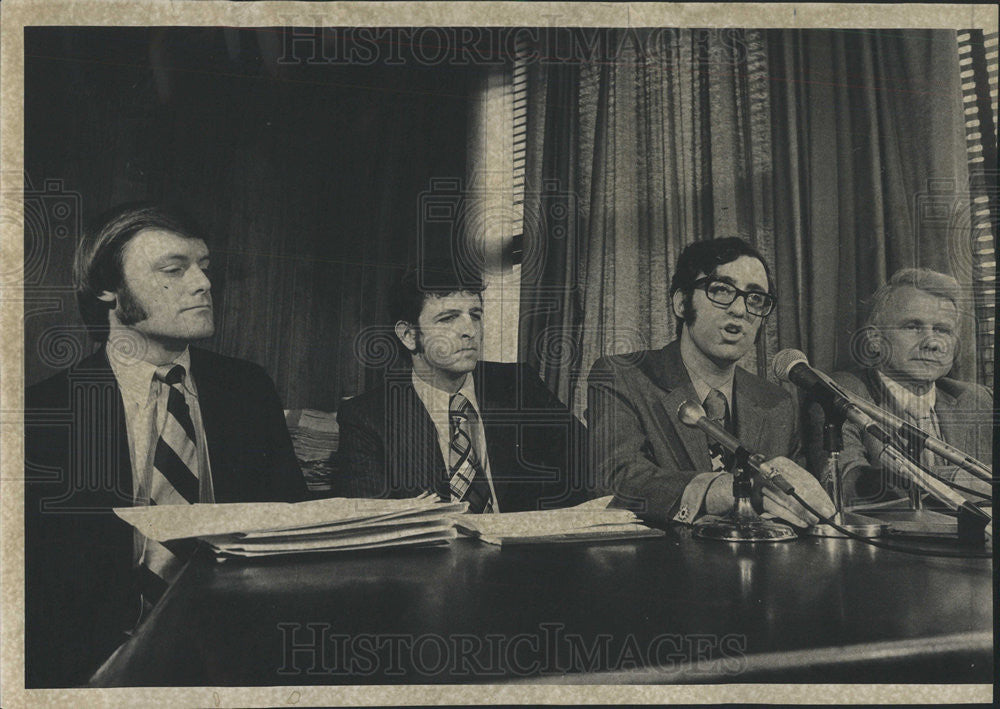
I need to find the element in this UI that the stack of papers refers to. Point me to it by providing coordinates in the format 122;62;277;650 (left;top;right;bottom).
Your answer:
284;409;341;492
454;502;664;546
115;496;465;558
285;409;340;462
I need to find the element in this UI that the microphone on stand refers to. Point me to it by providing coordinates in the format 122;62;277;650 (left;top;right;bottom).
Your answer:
804;364;990;502
771;350;886;435
772;349;990;541
675;401;797;543
676;401;794;495
811;370;992;483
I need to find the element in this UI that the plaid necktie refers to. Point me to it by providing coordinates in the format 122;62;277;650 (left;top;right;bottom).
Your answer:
139;364;200;604
703;388;733;472
447;392;492;513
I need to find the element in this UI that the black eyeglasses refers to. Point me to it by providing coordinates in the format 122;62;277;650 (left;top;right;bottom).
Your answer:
693;277;776;317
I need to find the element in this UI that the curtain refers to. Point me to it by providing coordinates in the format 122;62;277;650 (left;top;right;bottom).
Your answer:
520;28;978;418
520;29;779;418
955;29;998;387
768;29;976;380
23;27;471;410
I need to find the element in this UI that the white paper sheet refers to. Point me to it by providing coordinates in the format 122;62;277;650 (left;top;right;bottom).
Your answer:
114;496;466;542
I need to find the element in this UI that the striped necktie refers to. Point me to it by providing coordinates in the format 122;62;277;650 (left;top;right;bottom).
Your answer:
139;364;200;605
447;392;492;513
704;388;733;472
916;408;942;470
885;385;942;471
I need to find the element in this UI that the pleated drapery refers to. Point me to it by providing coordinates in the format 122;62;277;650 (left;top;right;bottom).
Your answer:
520;29;981;418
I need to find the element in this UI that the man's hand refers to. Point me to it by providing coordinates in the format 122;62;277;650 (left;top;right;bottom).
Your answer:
760;456;836;528
704;472;735;516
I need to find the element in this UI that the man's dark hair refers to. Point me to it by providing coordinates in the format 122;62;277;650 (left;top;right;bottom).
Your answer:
389;259;485;327
669;237;775;339
388;259;485;362
74;202;209;342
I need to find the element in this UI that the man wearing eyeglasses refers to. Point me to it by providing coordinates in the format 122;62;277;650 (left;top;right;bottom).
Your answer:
587;237;835;527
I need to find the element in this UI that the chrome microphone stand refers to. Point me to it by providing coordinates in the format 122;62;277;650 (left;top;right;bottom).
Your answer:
693;448;798;543
808;411;886;538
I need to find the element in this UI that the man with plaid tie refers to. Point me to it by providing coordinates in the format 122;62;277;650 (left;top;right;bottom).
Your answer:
24;203;307;687
587;238;834;527
804;268;993;507
337;261;587;513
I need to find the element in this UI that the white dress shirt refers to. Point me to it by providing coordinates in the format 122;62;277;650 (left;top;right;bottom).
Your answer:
877;371;940;434
410;370;501;512
681;353;735;419
669;349;738;524
107;344;215;506
877;370;942;468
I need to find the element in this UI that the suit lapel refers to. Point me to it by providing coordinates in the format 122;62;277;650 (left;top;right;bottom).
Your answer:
864;368;890;408
733;367;768;452
388;374;446;491
640;343;713;472
412;382;446;475
470;364;508;504
658;384;714;472
189;348;239;502
932;386;965;453
112;370;134;504
80;348;134;506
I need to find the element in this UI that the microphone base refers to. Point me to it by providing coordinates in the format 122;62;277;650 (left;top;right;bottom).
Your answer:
693;498;798;542
693;520;798;542
807;511;887;538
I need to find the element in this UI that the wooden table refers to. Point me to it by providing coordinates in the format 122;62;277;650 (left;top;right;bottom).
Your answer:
91;528;993;686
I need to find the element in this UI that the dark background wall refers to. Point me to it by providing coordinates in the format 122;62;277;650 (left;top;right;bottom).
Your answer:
24;27;475;409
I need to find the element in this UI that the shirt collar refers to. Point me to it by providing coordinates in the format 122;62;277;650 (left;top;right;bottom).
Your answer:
679;350;735;412
877;370;936;419
107;344;196;409
457;375;480;414
410;370;481;420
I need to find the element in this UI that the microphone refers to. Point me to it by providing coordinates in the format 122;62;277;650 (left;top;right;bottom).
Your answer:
771;349;889;444
772;349;991;526
819;375;992;481
677;401;794;495
776;350;991;481
677;401;805;541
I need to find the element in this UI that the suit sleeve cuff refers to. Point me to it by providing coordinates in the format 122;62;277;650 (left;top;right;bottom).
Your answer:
671;472;728;525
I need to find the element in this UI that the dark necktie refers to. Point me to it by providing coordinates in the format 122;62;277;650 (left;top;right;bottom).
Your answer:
703;388;733;472
448;393;493;513
139;364;200;604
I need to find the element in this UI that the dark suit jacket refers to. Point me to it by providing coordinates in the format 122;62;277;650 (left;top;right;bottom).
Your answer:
335;361;588;512
24;346;307;688
586;340;803;524
804;368;993;504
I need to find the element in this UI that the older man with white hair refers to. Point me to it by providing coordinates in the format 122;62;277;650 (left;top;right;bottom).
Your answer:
805;268;993;507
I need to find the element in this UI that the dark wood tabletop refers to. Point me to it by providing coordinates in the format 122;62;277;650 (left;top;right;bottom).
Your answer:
90;528;993;686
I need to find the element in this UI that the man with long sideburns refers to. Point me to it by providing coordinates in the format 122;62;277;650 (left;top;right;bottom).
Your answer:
24;203;306;687
587;237;835;526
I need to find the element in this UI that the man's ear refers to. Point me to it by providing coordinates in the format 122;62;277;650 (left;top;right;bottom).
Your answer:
671;290;685;321
97;290;116;304
394;321;418;353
